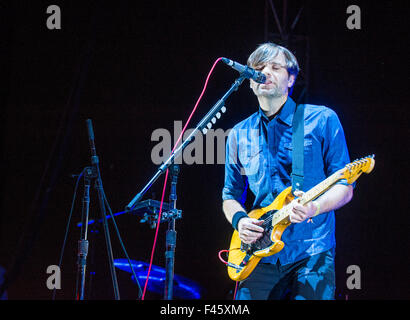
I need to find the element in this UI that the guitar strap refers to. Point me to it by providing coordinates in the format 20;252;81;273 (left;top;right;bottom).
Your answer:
291;103;305;192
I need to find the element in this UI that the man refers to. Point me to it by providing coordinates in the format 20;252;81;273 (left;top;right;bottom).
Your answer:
222;42;354;300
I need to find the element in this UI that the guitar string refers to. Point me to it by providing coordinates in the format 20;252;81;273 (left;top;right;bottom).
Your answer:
259;184;333;228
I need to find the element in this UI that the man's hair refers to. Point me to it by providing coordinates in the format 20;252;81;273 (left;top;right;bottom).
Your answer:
247;42;300;80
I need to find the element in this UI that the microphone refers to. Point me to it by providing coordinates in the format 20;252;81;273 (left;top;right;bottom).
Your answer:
221;57;266;84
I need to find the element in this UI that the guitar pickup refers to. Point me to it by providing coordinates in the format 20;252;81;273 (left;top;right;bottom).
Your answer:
240;243;250;252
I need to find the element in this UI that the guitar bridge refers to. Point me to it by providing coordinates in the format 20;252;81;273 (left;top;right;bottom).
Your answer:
239;222;274;256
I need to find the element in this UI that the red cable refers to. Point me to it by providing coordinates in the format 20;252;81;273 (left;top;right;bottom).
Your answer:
174;57;223;148
218;249;230;264
218;249;239;300
141;57;223;300
233;281;239;300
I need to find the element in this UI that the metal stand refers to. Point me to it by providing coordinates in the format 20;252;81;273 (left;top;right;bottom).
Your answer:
76;166;95;300
128;195;182;299
164;164;179;300
125;75;246;212
74;119;120;300
125;75;247;300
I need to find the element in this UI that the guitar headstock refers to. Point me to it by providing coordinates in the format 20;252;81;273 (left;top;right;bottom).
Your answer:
342;155;375;184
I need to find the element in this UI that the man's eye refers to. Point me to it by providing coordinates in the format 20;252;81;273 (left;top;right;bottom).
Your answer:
271;64;285;70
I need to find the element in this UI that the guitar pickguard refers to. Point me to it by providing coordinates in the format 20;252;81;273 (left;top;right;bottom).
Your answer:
240;211;276;253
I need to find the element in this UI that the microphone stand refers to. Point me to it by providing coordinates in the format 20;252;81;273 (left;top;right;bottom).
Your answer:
164;163;179;300
125;75;246;211
125;75;246;300
76;166;95;300
75;119;120;300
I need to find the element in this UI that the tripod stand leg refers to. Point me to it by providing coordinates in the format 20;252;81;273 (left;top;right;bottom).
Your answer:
77;239;89;300
95;179;120;300
76;174;91;300
85;119;120;300
164;164;179;300
164;225;176;300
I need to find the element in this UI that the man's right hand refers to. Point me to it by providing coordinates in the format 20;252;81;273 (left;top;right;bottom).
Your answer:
237;217;265;244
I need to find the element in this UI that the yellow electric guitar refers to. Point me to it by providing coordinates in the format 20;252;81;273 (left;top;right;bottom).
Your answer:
226;155;375;282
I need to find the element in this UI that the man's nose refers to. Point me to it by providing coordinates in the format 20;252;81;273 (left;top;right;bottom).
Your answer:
262;65;272;77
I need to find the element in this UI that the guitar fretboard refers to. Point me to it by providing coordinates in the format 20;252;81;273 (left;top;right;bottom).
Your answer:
270;169;345;226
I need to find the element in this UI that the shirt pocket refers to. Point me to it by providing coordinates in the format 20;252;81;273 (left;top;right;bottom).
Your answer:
238;144;263;180
279;138;313;173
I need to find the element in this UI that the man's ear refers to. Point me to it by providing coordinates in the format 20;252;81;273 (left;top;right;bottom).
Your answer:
288;74;296;88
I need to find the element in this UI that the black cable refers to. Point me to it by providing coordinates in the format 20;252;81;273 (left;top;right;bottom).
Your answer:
52;169;85;300
102;190;142;299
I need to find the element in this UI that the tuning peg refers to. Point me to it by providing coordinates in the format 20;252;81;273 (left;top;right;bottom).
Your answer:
216;112;221;119
221;106;226;113
211;117;216;124
202;128;208;135
207;122;212;129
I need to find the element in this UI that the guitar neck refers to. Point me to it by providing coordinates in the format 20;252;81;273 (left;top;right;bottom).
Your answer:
271;169;344;225
299;169;344;205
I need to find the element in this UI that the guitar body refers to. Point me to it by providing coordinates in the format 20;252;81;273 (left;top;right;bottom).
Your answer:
227;186;294;281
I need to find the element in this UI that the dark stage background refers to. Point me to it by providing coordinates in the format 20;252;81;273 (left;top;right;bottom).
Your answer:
1;0;409;300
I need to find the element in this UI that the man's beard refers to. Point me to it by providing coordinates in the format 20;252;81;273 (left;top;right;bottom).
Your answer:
256;86;284;98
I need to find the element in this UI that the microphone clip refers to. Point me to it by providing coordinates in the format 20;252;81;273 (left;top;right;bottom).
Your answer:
221;57;266;84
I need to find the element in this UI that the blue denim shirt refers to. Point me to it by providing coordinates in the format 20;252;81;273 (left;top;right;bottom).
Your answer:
222;97;352;265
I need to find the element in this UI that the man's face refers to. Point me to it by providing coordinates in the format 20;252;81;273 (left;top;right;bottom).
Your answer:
250;51;295;98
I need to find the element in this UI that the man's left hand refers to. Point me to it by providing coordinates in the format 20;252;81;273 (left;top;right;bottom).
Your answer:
289;190;318;223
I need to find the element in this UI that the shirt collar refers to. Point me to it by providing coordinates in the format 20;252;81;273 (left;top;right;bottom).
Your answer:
258;96;297;127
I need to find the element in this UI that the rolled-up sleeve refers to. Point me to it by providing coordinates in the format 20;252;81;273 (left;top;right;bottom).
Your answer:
222;128;248;205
